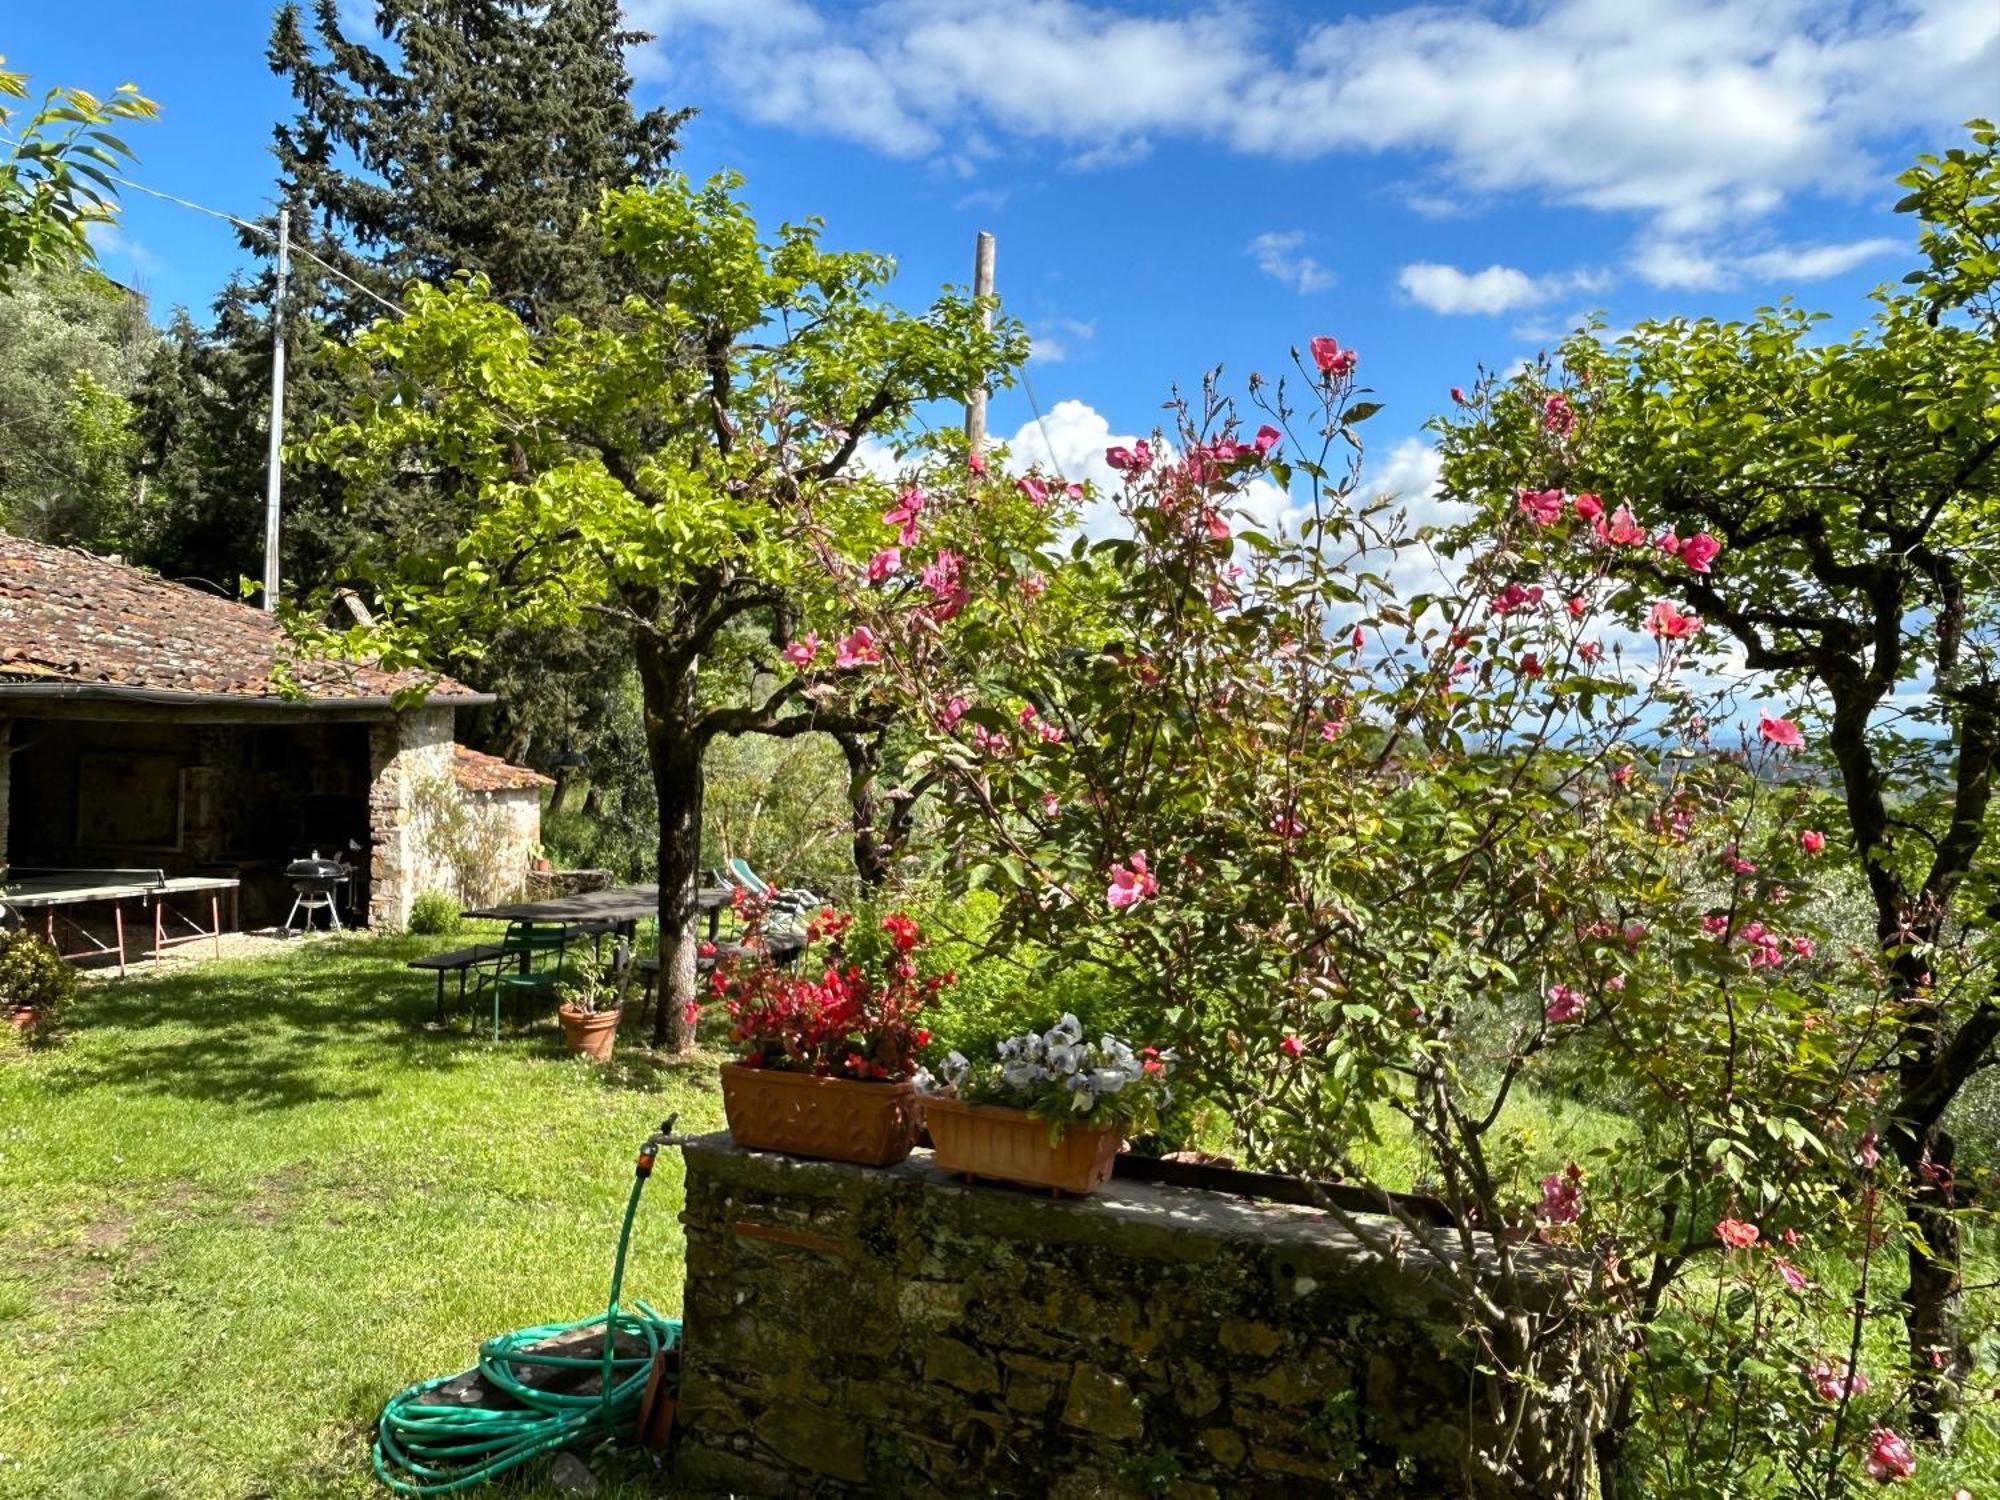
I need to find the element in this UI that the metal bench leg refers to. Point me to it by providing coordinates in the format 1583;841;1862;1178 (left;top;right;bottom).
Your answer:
435;970;448;1026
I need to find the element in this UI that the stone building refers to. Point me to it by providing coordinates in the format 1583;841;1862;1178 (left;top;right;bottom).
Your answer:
0;534;546;931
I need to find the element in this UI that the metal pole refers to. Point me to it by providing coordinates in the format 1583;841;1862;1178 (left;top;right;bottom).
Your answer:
262;206;291;611
966;229;994;453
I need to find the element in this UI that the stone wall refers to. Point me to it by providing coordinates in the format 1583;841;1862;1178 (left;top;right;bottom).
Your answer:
674;1135;1608;1499
366;706;457;930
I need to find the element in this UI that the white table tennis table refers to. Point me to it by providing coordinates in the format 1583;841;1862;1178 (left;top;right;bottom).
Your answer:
0;868;240;975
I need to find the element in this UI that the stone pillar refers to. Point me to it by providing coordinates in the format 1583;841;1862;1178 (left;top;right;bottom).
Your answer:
366;705;456;931
673;1135;1611;1499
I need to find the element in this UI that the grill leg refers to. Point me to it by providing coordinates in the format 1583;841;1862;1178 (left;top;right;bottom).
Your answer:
114;905;126;978
284;892;305;936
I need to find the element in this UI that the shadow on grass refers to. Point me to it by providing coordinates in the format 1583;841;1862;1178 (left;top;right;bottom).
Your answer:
51;937;487;1111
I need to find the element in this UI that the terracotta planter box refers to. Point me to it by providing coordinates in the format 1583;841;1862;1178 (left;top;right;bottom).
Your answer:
558;1004;621;1061
923;1096;1123;1195
719;1062;918;1167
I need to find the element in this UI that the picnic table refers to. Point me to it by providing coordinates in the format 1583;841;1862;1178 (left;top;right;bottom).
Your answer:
462;884;733;941
412;885;738;1026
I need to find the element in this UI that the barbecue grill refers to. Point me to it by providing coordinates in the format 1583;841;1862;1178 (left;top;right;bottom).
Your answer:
283;851;351;935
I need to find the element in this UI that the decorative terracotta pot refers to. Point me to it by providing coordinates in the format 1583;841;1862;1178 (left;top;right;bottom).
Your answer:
923;1096;1124;1196
7;1006;41;1034
558;1003;621;1061
719;1062;918;1167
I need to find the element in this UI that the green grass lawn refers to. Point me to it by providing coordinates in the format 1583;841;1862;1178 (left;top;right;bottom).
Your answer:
7;939;2000;1498
0;936;718;1499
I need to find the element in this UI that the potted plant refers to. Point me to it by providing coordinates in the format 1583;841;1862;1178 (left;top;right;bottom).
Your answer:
714;904;947;1167
0;929;77;1040
556;966;631;1061
920;1016;1174;1195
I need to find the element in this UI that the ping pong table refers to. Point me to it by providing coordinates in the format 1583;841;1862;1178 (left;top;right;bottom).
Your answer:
0;867;241;975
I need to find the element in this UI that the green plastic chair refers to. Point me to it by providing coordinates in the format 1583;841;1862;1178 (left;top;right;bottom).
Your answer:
477;921;569;1040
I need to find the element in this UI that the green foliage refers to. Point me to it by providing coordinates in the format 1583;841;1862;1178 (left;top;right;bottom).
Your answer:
0;929;77;1027
0;59;155;289
405;890;463;937
0;265;157;547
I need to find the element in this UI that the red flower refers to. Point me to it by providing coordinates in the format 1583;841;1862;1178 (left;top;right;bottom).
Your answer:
880;912;921;952
1571;492;1603;522
1800;828;1826;854
1280;1034;1304;1058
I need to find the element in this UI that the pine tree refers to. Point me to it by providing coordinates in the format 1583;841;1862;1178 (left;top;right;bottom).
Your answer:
131;0;691;771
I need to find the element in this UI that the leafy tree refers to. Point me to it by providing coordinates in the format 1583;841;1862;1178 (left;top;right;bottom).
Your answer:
0;266;157;546
130;1;690;791
0;59;155;289
307;172;1033;1047
1434;120;2000;1432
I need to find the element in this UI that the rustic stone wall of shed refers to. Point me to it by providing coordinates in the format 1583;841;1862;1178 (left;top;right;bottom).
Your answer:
366;706;457;930
454;787;540;907
673;1136;1610;1500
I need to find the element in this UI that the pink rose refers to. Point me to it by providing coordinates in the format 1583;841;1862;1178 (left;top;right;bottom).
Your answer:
1645;600;1701;640
1107;850;1158;910
1678;531;1722;573
867;547;901;582
834;627;880;669
1309;335;1357;376
782;631;820;668
1716;1218;1760;1249
1544;984;1585;1023
1863;1427;1915;1482
1759;712;1806;750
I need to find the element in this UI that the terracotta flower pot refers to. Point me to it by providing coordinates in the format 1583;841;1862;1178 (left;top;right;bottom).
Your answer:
922;1096;1124;1196
7;1006;41;1034
558;1003;621;1061
719;1061;918;1167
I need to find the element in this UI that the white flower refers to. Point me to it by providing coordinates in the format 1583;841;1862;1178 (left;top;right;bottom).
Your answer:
942;1051;970;1087
1091;1067;1130;1095
1070;1086;1095;1112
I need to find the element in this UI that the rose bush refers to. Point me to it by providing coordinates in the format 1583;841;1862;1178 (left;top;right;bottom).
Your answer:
821;342;1926;1494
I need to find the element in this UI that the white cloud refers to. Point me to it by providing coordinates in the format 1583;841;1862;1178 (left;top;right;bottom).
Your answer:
626;0;2000;229
1741;237;1903;281
1248;231;1334;294
1004;398;1139;537
1397;262;1586;316
1634;233;1904;289
1027;317;1096;364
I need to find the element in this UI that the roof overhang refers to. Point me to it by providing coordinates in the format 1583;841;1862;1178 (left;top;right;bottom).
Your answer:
0;682;496;713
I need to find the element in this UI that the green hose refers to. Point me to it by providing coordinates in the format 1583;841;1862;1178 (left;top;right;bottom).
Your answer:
372;1132;683;1495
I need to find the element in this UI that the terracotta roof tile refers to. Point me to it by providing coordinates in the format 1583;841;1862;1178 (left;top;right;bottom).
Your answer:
452;744;554;793
0;533;482;703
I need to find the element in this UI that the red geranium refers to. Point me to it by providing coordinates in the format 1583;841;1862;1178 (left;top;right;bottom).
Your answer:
716;906;948;1082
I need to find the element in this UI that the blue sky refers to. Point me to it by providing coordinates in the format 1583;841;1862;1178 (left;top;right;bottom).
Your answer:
8;0;1997;514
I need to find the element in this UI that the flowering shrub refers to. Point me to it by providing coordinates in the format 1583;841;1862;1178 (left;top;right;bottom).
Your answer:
922;1014;1174;1139
716;903;949;1082
835;335;1922;1494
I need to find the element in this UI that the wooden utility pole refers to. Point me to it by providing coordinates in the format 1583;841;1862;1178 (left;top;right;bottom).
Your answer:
965;229;995;452
261;206;290;611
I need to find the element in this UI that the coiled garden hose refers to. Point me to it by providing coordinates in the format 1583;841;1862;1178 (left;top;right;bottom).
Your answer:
371;1123;685;1495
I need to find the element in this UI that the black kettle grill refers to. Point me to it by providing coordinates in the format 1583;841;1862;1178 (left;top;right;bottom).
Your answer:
283;851;352;935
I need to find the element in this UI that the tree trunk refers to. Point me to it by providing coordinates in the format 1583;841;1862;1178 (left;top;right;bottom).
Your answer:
640;643;705;1052
835;730;892;888
1898;1124;1971;1436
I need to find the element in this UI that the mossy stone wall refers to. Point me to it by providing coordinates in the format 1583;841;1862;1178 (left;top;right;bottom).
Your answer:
673;1134;1607;1498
